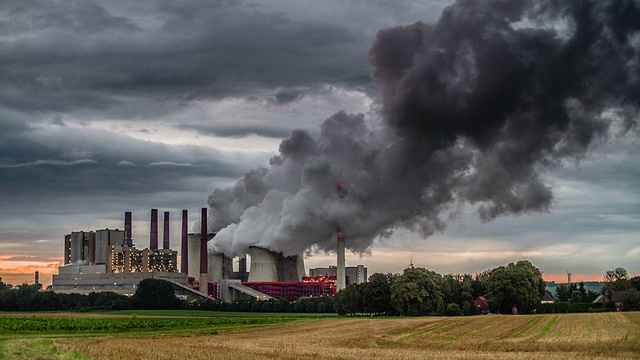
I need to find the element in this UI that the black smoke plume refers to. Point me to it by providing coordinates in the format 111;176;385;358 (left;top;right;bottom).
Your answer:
209;0;639;257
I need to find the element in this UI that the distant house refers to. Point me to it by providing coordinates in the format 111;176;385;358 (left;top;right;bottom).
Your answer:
474;296;489;312
541;293;554;303
592;295;608;304
612;291;625;311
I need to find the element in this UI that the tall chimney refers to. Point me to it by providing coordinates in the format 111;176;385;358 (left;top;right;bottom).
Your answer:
239;255;247;281
336;227;346;292
199;208;208;294
124;211;132;246
181;210;188;274
150;209;158;250
163;211;170;250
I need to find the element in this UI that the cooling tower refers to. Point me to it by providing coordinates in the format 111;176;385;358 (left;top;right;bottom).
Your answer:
277;253;304;282
187;233;200;278
208;251;233;282
248;247;304;282
248;246;278;282
296;255;305;281
181;210;188;274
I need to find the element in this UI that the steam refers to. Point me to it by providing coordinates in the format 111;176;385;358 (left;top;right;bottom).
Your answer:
208;0;639;257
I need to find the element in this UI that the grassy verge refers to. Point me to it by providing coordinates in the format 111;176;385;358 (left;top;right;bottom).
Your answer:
0;336;93;360
93;309;338;317
0;312;322;359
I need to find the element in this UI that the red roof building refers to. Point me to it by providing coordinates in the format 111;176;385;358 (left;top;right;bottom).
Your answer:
474;296;489;312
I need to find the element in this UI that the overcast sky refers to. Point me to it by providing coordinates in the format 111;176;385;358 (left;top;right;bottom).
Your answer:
1;0;638;286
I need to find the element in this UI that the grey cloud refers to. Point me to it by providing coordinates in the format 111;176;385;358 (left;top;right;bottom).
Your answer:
0;0;139;34
176;123;294;139
0;159;98;168
205;0;640;259
0;122;257;201
270;89;304;106
0;0;377;117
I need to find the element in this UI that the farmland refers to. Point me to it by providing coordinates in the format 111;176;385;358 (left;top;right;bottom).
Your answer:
1;312;639;359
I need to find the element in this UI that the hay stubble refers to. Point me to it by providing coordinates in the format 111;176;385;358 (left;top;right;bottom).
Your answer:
63;312;640;359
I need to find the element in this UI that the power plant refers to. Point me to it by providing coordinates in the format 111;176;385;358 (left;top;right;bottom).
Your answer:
52;207;367;302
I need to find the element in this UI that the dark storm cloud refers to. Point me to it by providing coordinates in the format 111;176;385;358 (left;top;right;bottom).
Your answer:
270;89;304;106
206;0;640;258
0;0;379;117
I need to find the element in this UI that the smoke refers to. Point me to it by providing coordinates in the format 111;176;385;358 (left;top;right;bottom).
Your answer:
208;0;640;257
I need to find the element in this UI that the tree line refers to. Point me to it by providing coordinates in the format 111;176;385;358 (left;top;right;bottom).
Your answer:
334;260;546;316
335;262;640;316
0;278;334;313
1;262;637;314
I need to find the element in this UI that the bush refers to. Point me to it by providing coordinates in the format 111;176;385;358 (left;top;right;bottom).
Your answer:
445;303;461;316
539;302;595;313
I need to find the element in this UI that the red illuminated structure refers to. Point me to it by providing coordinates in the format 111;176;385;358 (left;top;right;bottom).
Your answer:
202;275;349;300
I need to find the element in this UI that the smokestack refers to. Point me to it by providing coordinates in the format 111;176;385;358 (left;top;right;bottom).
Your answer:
199;208;208;293
181;210;188;274
336;228;346;291
163;211;170;250
239;255;247;281
124;211;132;247
150;209;158;250
35;271;40;285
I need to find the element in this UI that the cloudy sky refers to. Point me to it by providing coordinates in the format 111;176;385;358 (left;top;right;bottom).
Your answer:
1;0;638;287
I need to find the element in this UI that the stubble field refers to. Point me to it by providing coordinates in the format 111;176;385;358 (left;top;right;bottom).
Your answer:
2;311;639;359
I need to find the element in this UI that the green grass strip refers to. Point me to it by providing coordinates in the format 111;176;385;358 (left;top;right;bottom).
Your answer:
0;316;297;334
507;317;542;338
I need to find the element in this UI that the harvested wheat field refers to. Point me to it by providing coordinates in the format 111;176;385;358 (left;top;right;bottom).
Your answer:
62;312;640;360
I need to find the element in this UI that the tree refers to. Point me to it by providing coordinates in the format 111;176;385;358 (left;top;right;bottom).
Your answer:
629;276;640;291
390;266;443;316
361;273;392;315
555;284;571;302
570;290;583;303
484;260;546;314
578;282;587;302
441;274;463;306
445;303;461;316
132;278;179;310
334;283;361;316
622;289;640;311
472;271;489;299
436;298;445;315
603;267;631;298
0;281;11;291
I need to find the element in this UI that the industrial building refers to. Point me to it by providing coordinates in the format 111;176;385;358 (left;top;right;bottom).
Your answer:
53;207;369;302
309;265;368;285
53;210;191;297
